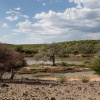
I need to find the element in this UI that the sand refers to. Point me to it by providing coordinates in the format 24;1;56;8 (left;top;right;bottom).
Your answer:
0;75;100;100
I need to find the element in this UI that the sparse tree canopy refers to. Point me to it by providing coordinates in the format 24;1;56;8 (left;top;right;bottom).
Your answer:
0;43;11;78
34;43;63;66
0;43;26;79
6;50;26;79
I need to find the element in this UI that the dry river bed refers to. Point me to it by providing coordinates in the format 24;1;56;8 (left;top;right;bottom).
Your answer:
0;74;100;100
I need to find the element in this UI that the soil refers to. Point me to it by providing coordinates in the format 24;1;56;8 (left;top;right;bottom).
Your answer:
0;75;100;100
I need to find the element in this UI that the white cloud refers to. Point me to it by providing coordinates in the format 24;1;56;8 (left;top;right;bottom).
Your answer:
12;0;100;43
5;8;29;21
2;23;9;28
13;20;33;33
0;35;13;43
6;9;21;15
14;7;21;11
5;16;18;21
69;0;100;9
22;15;29;19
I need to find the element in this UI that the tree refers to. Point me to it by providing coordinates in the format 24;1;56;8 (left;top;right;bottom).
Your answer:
6;51;26;79
15;45;24;53
0;43;26;79
0;43;11;78
95;43;100;53
34;43;62;66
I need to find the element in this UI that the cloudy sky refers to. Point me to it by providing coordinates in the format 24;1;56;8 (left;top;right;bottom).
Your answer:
0;0;100;44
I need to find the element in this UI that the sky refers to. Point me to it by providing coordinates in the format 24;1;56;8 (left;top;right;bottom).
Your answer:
0;0;100;44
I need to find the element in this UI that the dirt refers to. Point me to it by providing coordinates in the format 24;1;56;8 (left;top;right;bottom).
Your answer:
0;76;100;100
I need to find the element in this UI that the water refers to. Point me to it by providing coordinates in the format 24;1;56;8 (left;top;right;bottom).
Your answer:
2;71;95;79
55;71;95;77
25;57;92;65
2;57;93;79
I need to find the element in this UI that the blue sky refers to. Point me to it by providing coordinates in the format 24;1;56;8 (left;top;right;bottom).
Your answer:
0;0;100;44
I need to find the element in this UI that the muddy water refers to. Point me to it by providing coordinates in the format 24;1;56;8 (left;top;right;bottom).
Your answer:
2;71;95;79
2;57;93;79
25;57;92;65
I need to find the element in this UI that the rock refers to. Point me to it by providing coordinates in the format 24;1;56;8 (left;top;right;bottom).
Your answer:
51;97;56;100
1;84;9;88
22;91;28;96
49;84;53;88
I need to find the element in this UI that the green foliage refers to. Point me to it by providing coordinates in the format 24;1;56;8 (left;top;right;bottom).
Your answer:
58;75;67;84
15;45;24;53
61;62;68;66
8;44;41;56
6;40;100;56
80;76;90;83
35;43;63;66
90;54;100;74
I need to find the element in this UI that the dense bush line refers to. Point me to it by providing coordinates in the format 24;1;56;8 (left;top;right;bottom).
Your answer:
7;40;100;56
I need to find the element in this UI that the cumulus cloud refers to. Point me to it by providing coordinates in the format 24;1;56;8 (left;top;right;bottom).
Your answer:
22;15;29;19
5;16;18;21
2;23;9;28
13;0;100;43
5;8;29;21
69;0;100;9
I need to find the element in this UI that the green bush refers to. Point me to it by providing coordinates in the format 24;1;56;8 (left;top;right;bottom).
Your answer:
57;75;67;84
61;62;68;66
80;76;90;83
90;55;100;74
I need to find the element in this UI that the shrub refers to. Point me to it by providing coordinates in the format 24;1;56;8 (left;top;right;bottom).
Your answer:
90;54;100;74
80;76;90;83
57;75;67;84
61;62;68;66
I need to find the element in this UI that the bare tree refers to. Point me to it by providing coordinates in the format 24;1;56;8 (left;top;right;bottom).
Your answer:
6;51;26;79
0;43;11;78
34;43;62;66
0;43;26;79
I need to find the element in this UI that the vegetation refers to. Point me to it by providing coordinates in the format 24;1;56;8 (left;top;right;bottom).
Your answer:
34;43;64;66
8;44;41;56
0;43;11;78
0;43;26;79
6;40;100;57
80;76;90;83
90;54;100;75
57;75;67;84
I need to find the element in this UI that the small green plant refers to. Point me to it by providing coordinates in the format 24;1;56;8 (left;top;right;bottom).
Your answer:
57;75;68;84
61;62;68;66
80;76;90;83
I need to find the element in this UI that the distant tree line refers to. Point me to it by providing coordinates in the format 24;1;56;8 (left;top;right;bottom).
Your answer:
7;40;100;57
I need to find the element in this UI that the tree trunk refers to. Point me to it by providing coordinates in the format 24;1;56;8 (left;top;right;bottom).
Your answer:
52;55;56;66
10;69;16;80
